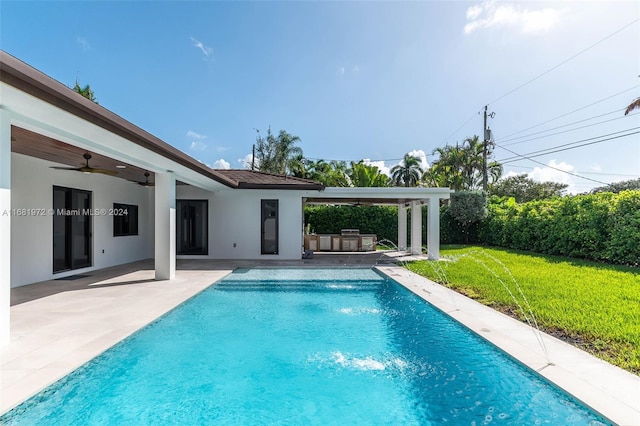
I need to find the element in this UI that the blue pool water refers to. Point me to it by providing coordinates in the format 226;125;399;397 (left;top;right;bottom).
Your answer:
2;268;607;425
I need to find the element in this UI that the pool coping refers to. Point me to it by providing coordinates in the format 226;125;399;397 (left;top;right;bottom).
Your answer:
375;265;640;426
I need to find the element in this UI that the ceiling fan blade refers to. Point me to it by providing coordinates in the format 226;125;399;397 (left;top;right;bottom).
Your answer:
91;168;119;176
138;182;155;187
50;166;81;171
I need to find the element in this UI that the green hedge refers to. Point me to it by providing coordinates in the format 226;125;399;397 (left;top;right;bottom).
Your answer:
304;205;399;243
305;190;640;266
479;191;640;266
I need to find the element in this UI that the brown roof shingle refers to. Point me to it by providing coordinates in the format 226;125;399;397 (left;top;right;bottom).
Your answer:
214;170;324;190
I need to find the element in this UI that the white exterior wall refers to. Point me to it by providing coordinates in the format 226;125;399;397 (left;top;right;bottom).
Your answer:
10;153;154;287
176;186;304;260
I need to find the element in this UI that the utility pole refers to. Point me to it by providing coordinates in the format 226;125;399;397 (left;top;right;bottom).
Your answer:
483;106;488;191
482;105;495;192
251;144;255;171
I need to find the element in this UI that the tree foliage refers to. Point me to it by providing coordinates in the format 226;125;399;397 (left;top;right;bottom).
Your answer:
390;153;423;187
72;80;98;103
347;161;390;187
490;174;568;202
625;97;640;115
448;191;488;242
301;159;350;187
427;135;501;190
254;128;303;175
590;178;640;194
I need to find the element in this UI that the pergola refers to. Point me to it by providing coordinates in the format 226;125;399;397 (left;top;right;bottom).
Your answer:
305;186;452;259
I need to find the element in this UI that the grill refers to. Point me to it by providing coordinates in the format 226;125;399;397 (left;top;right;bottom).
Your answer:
303;229;377;253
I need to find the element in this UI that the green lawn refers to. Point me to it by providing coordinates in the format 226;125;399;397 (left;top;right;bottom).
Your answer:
405;245;640;374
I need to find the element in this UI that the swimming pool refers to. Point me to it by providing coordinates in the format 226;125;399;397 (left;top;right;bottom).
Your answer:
2;268;607;424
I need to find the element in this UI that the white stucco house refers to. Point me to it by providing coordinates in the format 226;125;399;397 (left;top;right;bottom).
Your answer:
0;51;451;343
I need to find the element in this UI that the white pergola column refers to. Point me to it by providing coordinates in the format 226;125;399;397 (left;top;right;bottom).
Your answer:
410;201;423;255
397;203;407;251
0;109;11;344
154;171;176;280
427;197;440;260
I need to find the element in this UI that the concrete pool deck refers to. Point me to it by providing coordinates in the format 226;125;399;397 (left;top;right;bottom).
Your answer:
1;255;639;424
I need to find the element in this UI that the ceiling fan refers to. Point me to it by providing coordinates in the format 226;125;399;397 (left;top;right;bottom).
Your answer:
350;201;374;207
50;152;118;176
136;172;155;187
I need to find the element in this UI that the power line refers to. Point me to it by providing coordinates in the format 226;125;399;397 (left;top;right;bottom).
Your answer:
504;164;639;178
496;145;612;185
439;110;481;146
496;85;640;140
497;127;639;162
486;18;640;106
497;129;640;165
499;113;638;147
496;107;623;144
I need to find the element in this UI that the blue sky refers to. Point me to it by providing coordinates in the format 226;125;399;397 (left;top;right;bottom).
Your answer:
2;1;639;193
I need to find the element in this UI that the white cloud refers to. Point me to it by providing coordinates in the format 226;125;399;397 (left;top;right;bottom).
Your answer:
528;159;577;193
407;149;430;171
77;36;92;51
216;146;229;153
338;65;361;76
467;4;483;20
366;150;429;178
187;130;206;140
464;1;566;35
190;37;213;58
190;141;207;151
187;130;207;151
590;163;602;172
362;159;391;176
502;170;520;179
213;159;230;169
239;153;256;169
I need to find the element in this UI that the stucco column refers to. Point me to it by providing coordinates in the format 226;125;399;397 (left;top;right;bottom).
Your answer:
397;203;407;251
154;171;175;280
427;197;440;260
410;201;423;255
0;109;11;344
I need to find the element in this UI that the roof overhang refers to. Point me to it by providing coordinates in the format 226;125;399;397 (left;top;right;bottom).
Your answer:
305;186;452;206
0;50;237;191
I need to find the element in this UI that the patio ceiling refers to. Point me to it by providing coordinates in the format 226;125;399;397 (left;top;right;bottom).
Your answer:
305;187;452;206
305;197;417;206
11;126;157;185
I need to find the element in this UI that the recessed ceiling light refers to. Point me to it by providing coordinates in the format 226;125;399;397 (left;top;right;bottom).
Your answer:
116;165;127;169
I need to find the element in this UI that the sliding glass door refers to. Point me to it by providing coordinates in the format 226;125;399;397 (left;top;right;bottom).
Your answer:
53;186;92;273
177;200;208;255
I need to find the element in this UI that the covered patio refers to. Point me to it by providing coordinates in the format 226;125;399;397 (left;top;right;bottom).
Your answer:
305;186;452;259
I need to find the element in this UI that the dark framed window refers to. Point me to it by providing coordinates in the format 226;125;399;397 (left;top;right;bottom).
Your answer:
53;186;92;273
261;199;279;255
113;203;138;236
177;200;208;255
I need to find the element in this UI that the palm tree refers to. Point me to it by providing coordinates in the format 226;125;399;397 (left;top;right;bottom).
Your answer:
288;153;307;178
390;153;423;187
426;135;502;191
254;128;303;175
625;98;640;115
348;161;389;187
304;159;349;187
428;144;466;190
72;80;97;103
